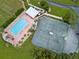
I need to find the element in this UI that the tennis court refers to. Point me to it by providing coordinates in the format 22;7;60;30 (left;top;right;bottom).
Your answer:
32;15;78;54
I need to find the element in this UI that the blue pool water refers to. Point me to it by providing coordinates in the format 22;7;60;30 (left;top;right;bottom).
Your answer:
10;18;28;35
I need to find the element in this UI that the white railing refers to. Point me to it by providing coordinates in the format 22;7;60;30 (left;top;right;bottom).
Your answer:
45;13;63;20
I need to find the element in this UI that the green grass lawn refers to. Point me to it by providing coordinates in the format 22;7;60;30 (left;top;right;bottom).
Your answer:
0;35;34;59
49;0;79;6
0;0;22;26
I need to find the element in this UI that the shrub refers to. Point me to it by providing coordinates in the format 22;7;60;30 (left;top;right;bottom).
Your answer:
40;0;49;11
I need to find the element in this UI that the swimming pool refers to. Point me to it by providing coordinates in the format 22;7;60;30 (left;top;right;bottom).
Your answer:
10;18;28;35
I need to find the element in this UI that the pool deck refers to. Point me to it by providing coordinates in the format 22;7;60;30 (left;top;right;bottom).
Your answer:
3;11;34;46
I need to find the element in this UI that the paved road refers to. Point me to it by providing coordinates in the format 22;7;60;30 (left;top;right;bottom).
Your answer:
47;1;79;14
